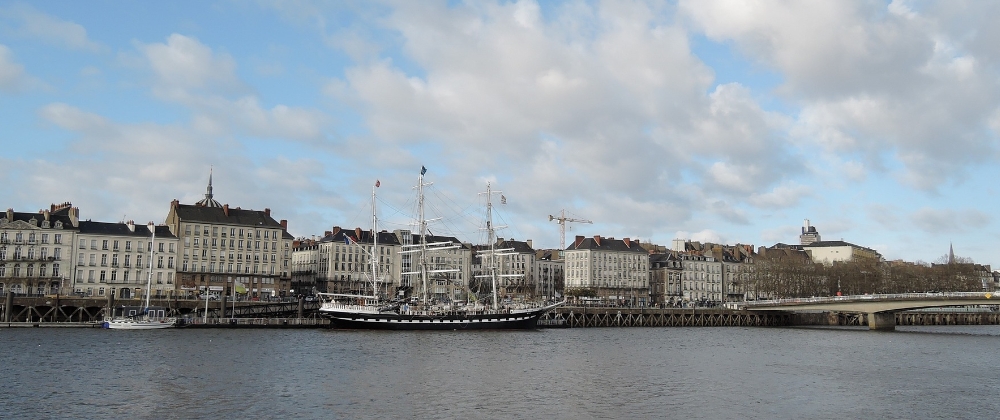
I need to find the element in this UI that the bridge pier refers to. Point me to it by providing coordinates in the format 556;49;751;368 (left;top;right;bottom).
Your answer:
868;311;895;331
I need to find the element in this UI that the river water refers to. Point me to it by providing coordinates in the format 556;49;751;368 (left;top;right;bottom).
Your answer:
1;325;998;419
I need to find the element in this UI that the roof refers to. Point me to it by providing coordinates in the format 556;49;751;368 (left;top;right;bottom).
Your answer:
472;238;535;254
173;204;283;228
2;210;76;230
568;236;647;253
802;240;879;254
319;228;403;246
78;221;176;238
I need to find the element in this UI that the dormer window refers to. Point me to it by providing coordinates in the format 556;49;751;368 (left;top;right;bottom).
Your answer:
54;221;63;229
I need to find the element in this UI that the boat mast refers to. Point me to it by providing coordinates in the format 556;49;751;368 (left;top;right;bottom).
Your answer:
371;182;379;303
418;167;429;306
485;183;499;311
145;222;156;310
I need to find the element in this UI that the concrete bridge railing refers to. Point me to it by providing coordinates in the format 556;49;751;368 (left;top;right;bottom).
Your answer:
743;292;999;330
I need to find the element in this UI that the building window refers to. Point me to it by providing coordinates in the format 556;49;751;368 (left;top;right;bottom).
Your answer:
54;234;62;244
52;264;59;277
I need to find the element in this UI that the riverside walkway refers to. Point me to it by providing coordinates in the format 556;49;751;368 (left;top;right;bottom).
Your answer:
743;292;1000;330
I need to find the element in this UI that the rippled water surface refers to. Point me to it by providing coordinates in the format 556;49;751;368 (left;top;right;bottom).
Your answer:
2;325;999;419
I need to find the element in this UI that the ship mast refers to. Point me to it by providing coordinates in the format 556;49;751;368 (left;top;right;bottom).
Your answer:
418;168;429;305
371;182;379;303
145;222;156;310
485;183;499;310
476;183;515;311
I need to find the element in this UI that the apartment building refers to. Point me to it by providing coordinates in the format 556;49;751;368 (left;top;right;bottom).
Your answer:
564;235;649;306
74;220;178;299
165;177;293;298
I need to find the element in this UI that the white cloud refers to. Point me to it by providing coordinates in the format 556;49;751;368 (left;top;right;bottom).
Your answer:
139;34;244;98
748;184;810;209
0;44;29;92
910;208;991;235
329;1;811;244
134;34;328;143
683;0;1000;192
3;4;104;52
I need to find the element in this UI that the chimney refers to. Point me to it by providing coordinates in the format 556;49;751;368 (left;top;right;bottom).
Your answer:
593;235;601;246
264;208;271;217
43;210;50;222
171;199;179;208
355;227;362;241
574;235;584;248
526;239;533;249
127;220;135;232
280;220;287;230
6;208;11;222
332;226;341;236
223;204;229;216
69;207;79;228
624;237;631;248
324;231;332;237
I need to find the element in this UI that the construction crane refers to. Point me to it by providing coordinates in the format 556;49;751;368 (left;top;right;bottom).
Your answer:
548;209;592;250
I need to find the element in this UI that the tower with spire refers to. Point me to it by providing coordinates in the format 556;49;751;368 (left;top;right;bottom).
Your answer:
195;168;222;208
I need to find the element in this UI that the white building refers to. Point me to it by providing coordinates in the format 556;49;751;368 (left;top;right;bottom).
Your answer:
165;175;293;298
565;235;649;306
74;220;178;299
0;204;76;296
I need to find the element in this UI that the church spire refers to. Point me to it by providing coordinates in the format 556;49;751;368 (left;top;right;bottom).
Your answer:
195;167;223;208
206;166;214;200
948;242;955;264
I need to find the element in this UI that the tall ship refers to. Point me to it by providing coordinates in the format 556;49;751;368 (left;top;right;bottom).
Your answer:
317;167;564;330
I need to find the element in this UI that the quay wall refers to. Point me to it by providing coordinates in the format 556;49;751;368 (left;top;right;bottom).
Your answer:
544;307;1000;328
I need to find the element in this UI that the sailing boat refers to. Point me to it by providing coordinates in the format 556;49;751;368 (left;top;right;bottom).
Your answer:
102;222;177;329
317;168;564;330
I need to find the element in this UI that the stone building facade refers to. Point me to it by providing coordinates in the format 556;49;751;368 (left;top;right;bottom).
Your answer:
564;235;649;306
165;177;293;298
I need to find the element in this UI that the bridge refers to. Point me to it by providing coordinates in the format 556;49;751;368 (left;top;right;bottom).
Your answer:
742;292;1000;330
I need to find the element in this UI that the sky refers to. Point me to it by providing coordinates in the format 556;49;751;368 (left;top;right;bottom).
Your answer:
2;0;999;266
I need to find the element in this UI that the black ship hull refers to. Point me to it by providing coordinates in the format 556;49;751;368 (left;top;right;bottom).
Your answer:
319;307;555;330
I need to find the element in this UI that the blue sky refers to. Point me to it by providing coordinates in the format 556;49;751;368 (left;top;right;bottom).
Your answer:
2;0;999;266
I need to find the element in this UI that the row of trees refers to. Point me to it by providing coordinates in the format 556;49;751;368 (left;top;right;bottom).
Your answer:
746;252;983;299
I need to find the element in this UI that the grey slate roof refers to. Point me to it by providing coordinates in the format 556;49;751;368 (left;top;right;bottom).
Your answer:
173;204;282;228
78;221;176;238
319;229;403;246
568;237;647;253
3;210;76;229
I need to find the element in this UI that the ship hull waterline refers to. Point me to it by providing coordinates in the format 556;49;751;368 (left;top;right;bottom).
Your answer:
319;310;549;330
